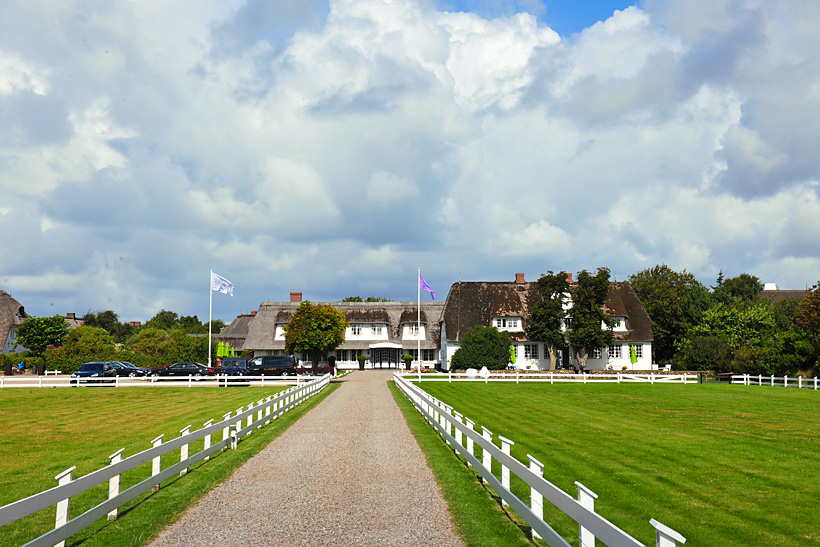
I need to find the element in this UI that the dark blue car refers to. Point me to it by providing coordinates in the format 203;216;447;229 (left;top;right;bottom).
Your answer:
71;362;117;384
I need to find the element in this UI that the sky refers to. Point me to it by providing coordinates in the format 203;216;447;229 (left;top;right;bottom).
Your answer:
2;0;820;324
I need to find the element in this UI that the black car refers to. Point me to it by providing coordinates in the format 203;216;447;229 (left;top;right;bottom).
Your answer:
154;362;215;378
247;355;298;376
110;361;150;377
71;362;118;384
220;358;247;376
117;361;152;376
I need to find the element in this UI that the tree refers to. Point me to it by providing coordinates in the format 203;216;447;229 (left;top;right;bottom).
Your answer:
567;268;614;370
450;325;512;370
791;281;820;370
527;270;570;370
144;309;179;330
284;301;349;374
629;265;705;362
341;296;394;302
15;315;70;356
713;273;763;303
82;310;135;343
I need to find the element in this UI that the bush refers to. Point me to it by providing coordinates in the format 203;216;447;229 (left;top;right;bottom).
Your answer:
450;325;512;371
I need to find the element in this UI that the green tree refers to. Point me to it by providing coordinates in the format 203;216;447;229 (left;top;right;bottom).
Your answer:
568;268;614;370
791;281;820;370
450;325;513;370
284;301;349;374
82;310;136;343
713;273;764;303
527;270;570;370
15;315;70;356
144;309;179;330
341;296;394;302
629;265;705;363
342;296;364;302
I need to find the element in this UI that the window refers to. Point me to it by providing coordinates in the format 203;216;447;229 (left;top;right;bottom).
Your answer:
422;349;435;361
408;324;419;336
524;344;539;360
563;318;573;330
336;350;347;361
591;348;602;359
629;344;643;359
371;324;383;335
608;344;622;359
351;325;362;336
493;317;520;330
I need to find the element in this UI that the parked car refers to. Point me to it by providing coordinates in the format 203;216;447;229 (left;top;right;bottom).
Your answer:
153;362;215;379
109;361;150;377
220;358;247;376
117;361;152;377
247;355;298;376
71;362;117;384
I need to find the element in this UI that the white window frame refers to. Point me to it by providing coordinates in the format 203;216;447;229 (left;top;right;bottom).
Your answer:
608;344;622;359
591;348;602;359
524;344;539;360
629;344;643;359
351;325;362;336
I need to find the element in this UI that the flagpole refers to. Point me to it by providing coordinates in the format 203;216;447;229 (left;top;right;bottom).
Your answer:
417;268;421;378
208;269;213;369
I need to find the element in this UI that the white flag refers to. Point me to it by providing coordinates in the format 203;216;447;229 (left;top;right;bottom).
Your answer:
211;271;234;296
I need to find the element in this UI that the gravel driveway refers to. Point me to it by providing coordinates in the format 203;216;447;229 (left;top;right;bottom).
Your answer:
148;370;465;547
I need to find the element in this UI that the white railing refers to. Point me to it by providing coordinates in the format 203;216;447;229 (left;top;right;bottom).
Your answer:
393;373;686;547
0;374;320;388
401;371;696;385
0;374;331;547
731;374;819;390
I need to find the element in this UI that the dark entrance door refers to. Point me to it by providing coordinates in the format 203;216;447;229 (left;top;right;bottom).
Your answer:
371;348;399;369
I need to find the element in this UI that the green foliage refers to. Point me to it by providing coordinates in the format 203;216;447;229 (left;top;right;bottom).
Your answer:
341;296;394;302
629;265;705;362
284;301;349;372
128;327;208;367
144;309;179;330
450;325;512;370
568;268;614;368
43;326;118;373
527;270;570;370
15;315;70;356
713;273;764;303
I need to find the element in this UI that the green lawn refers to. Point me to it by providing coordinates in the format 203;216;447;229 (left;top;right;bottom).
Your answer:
0;384;337;546
409;382;820;546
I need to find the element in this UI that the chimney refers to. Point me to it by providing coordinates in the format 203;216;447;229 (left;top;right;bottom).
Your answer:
290;291;302;303
130;321;141;327
515;273;526;284
251;310;257;316
66;312;75;320
566;273;574;284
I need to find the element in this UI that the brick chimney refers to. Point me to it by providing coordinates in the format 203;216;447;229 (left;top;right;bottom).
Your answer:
251;310;257;316
66;312;75;320
566;273;574;284
130;321;141;327
515;273;526;284
290;291;302;303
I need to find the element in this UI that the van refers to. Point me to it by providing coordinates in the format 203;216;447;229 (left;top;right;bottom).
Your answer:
247;355;298;376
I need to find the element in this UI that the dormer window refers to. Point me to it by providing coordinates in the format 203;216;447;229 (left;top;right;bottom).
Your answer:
493;317;522;331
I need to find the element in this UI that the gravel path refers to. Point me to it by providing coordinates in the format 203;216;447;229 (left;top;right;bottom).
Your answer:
148;370;465;547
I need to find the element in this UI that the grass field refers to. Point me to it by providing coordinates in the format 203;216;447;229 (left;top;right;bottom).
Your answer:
0;384;337;546
409;382;820;546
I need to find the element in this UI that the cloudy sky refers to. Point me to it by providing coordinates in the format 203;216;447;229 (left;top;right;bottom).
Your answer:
2;0;819;324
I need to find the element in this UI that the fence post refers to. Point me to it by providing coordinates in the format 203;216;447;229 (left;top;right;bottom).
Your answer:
650;518;686;547
815;377;818;391
448;371;452;383
799;376;802;389
454;411;463;448
784;375;788;388
257;399;264;428
54;466;76;547
246;403;254;432
771;375;774;387
499;436;514;506
151;435;164;492
108;449;124;520
179;425;191;476
230;424;238;450
550;371;553;385
222;412;232;443
583;372;587;384
203;419;214;461
528;455;544;540
759;374;762;386
481;426;493;481
576;481;599;547
516;370;519;384
465;418;475;465
265;396;272;424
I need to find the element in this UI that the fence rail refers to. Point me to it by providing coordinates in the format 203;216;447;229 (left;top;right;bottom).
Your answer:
0;374;331;547
400;371;697;385
393;373;686;547
0;374;317;389
731;374;819;390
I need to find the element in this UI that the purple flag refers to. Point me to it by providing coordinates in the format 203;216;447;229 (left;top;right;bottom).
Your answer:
419;272;435;300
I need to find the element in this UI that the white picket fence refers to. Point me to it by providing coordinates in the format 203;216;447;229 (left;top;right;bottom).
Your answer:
401;371;697;385
731;374;819;390
0;374;316;388
0;374;331;547
393;373;686;547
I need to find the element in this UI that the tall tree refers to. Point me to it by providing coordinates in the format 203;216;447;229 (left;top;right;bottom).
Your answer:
628;265;705;362
15;315;70;356
284;301;349;374
450;325;512;370
144;309;179;330
527;270;570;370
713;273;764;303
567;268;614;370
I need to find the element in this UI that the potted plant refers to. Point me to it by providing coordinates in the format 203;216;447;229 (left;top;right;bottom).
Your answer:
403;354;414;370
357;354;367;370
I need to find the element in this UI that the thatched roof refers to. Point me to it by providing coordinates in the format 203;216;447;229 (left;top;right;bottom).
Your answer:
1;291;29;353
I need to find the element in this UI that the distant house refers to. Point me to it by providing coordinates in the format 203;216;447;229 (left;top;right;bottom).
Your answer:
1;290;29;354
760;283;810;304
219;292;444;369
440;274;654;371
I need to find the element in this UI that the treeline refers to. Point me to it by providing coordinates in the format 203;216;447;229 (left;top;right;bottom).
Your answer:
2;309;228;374
630;266;820;375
